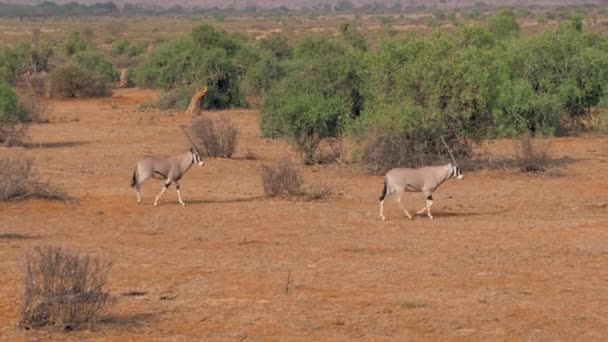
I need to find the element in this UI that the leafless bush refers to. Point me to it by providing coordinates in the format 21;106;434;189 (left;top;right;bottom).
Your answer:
0;159;67;201
20;246;112;330
315;138;342;164
260;158;303;197
18;91;53;123
0;122;28;147
190;116;239;158
515;132;551;172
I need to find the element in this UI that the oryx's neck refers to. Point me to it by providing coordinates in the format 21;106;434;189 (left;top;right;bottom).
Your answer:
433;163;453;188
178;151;194;174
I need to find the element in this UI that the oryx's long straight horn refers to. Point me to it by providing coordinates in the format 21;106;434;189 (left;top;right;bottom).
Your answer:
379;137;463;221
130;139;205;206
180;125;200;151
440;136;457;165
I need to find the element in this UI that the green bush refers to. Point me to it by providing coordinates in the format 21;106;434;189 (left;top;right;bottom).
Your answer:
49;64;111;98
487;9;520;40
134;24;246;109
0;81;19;122
260;36;362;163
64;32;87;56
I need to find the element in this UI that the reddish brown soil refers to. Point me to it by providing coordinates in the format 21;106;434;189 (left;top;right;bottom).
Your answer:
1;89;607;340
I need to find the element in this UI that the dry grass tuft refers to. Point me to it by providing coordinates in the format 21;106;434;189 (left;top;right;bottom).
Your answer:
260;158;303;197
190;116;239;158
20;246;112;330
0;159;68;201
0;122;28;147
304;184;334;201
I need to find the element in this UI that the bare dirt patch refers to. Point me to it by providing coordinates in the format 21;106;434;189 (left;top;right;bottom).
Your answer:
0;88;607;340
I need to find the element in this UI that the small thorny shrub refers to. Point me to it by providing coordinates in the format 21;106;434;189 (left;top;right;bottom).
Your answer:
515;132;551;172
0;159;67;201
190;116;239;158
20;246;112;330
260;158;304;197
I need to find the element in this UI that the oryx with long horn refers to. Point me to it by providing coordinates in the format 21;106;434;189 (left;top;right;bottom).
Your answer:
130;126;204;206
378;136;463;221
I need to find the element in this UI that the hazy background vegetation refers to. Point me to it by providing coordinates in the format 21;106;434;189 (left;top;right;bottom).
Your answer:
1;0;607;167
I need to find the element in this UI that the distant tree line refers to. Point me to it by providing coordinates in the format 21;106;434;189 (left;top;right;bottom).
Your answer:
2;0;607;19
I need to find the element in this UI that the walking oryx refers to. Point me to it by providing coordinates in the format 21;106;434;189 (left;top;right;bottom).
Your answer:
130;127;204;206
379;137;463;221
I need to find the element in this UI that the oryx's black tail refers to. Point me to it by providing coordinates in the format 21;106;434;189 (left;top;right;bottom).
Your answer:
130;170;137;188
379;180;387;201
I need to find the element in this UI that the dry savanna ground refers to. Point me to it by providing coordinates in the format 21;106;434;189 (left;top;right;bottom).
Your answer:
0;89;608;340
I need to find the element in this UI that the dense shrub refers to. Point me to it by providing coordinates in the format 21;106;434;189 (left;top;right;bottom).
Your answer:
20;246;111;330
260;36;362;164
64;32;87;56
111;39;147;57
49;52;117;98
0;82;31;145
134;24;246;109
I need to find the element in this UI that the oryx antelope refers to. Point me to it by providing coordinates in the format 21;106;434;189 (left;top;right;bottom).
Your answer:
130;127;204;206
379;137;463;221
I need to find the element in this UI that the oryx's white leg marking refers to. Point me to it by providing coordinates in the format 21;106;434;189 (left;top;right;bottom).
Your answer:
154;184;169;206
136;190;142;204
397;190;413;220
175;181;186;206
416;193;434;220
380;199;386;221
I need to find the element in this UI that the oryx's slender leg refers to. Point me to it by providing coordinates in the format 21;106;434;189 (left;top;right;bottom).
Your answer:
136;189;142;204
397;190;413;220
154;182;170;206
380;199;386;221
175;181;186;206
416;192;434;220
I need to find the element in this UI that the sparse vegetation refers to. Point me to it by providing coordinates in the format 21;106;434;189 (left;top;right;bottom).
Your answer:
515;132;551;172
0;159;67;201
20;246;111;330
189;116;239;158
260;158;303;197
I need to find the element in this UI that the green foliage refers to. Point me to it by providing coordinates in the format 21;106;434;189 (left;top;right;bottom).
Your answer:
0;43;29;84
134;24;245;109
64;32;87;56
73;51;119;82
487;9;520;40
260;36;362;163
0;82;19;122
257;33;293;59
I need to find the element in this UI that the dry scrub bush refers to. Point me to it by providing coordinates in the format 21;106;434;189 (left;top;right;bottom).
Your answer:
0;159;67;201
18;91;53;123
304;184;333;201
20;246;112;330
515;132;551;172
260;158;303;197
260;158;333;200
190;116;239;158
0;122;28;147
